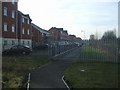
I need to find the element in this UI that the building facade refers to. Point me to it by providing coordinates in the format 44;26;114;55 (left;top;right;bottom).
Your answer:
48;27;61;41
32;23;50;47
17;11;32;48
31;23;42;47
48;27;69;45
2;1;18;50
90;34;95;40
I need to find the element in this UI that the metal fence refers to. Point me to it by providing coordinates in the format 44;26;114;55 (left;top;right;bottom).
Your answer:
79;38;118;63
48;41;79;59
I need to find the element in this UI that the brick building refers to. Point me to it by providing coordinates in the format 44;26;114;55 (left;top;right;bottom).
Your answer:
68;35;76;42
48;27;62;41
1;1;18;50
17;11;32;48
31;23;50;47
48;27;69;45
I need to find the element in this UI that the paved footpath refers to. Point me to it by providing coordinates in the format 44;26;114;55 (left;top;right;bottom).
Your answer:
30;47;82;89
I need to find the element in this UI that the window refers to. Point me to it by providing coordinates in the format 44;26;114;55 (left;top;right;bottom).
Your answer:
12;25;15;32
23;41;24;45
27;19;29;24
4;40;7;45
12;0;15;4
4;7;7;16
27;29;30;35
42;33;44;37
22;28;24;34
4;23;8;31
12;40;15;45
22;17;24;23
28;41;30;45
12;10;15;18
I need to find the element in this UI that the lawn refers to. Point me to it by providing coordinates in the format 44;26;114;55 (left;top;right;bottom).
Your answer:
64;46;118;88
2;55;49;88
64;62;118;88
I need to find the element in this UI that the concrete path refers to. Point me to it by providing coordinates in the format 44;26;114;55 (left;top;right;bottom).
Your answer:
30;47;81;89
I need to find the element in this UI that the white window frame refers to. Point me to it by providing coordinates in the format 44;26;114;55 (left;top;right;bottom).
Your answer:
12;40;15;45
27;19;29;24
12;10;15;18
22;17;24;23
12;24;15;32
28;41;30;45
4;40;7;46
22;28;25;34
12;0;15;4
23;41;25;45
4;23;8;32
27;29;30;35
4;7;7;16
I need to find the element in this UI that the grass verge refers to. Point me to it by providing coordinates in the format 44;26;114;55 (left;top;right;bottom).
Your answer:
64;62;118;88
64;46;118;88
79;46;116;62
2;55;49;88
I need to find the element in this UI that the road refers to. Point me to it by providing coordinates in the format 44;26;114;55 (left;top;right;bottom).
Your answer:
30;47;81;89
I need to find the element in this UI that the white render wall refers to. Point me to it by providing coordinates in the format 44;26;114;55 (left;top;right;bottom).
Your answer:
0;36;1;55
19;39;32;48
2;38;18;50
2;38;32;50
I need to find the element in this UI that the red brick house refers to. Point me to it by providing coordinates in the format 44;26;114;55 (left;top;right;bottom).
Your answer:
48;27;69;45
68;35;77;43
48;27;62;41
31;23;42;47
1;1;18;50
17;11;32;48
31;23;50;47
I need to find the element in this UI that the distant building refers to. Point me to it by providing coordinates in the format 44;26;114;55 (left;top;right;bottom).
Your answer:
68;35;76;42
48;27;71;45
48;27;69;45
31;23;50;47
48;27;62;41
90;34;95;40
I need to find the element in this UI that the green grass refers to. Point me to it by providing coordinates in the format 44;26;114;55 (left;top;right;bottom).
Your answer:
2;55;49;88
79;46;116;62
64;62;118;88
64;46;118;88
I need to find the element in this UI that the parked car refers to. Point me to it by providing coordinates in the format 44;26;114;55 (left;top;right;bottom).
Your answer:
2;45;32;55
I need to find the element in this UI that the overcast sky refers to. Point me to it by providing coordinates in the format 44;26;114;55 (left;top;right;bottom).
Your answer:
18;0;119;39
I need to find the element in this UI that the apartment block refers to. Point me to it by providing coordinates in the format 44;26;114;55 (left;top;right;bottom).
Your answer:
49;27;69;41
17;11;32;48
2;1;18;50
